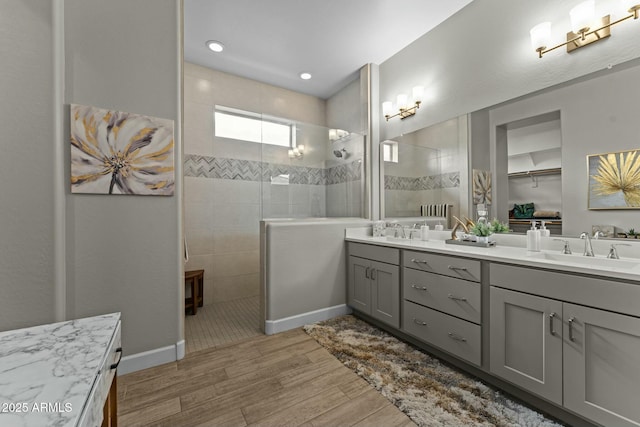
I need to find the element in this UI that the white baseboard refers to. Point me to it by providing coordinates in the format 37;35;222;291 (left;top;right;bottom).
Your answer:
118;341;184;375
264;304;352;335
176;339;185;360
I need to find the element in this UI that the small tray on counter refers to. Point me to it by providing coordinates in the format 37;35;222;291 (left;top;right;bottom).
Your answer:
445;239;496;248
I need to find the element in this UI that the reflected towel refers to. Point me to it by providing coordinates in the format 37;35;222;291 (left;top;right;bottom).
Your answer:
533;210;560;218
271;174;290;185
421;203;449;218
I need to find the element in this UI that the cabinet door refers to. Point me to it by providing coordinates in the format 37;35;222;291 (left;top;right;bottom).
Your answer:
370;260;400;328
563;303;640;427
348;256;371;314
490;287;563;405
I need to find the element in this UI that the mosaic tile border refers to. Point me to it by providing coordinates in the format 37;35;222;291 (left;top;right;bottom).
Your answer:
184;154;361;186
385;172;460;191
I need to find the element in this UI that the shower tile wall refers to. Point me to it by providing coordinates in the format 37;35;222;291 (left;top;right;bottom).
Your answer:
183;62;326;303
183;63;364;304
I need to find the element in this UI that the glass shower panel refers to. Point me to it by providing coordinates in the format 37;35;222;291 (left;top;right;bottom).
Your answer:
260;118;365;219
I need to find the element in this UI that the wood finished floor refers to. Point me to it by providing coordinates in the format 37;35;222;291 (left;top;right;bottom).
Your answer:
118;328;416;427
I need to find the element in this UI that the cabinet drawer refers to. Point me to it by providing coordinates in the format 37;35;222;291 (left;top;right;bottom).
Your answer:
403;268;481;324
403;300;481;366
403;250;481;282
490;263;640;318
349;242;399;264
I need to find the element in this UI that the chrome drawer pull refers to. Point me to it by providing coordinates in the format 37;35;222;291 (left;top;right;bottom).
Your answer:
413;318;427;326
448;265;468;272
411;284;428;291
110;347;123;370
371;268;377;280
411;258;429;264
549;312;557;336
365;267;370;279
447;293;467;302
448;332;467;342
568;317;576;342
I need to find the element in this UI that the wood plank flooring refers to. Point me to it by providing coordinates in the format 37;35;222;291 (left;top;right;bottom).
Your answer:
118;328;416;427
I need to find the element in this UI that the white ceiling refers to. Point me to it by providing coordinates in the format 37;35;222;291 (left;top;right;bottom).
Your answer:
184;0;473;99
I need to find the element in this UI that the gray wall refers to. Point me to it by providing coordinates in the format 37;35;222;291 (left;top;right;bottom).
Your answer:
0;0;182;362
379;0;640;139
64;0;182;356
0;1;57;331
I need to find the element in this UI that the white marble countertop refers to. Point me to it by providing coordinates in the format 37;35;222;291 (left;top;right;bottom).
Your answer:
346;227;640;282
0;313;121;427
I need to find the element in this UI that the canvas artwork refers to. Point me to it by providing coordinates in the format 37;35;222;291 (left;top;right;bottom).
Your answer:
70;104;175;195
472;169;492;205
588;149;640;209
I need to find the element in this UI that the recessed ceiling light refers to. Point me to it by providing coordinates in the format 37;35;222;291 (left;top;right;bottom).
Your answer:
299;72;312;80
205;40;224;53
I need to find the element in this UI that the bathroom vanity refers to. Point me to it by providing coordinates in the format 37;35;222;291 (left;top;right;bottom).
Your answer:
0;313;122;427
346;229;640;427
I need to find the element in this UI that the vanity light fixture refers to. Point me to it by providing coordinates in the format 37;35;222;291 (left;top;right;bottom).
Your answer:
531;0;640;58
288;144;305;159
382;86;424;121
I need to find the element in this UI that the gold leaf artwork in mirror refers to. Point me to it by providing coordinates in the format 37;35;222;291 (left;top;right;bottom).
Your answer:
589;149;640;209
472;169;492;205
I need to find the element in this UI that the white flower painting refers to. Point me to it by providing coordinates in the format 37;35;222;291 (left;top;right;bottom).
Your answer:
70;104;175;195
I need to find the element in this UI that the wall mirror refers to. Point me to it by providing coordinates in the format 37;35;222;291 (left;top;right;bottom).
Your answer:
484;59;640;239
380;115;469;228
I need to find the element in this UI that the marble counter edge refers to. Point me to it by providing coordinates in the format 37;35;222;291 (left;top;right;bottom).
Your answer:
0;313;121;427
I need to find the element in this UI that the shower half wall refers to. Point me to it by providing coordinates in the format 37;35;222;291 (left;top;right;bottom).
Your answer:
183;119;365;304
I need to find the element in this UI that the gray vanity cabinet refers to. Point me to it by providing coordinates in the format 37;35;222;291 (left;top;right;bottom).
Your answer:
563;303;640;427
490;263;640;427
490;287;563;405
347;243;400;328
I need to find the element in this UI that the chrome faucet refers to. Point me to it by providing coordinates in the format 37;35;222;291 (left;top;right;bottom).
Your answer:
593;230;606;239
580;232;594;257
394;223;406;239
607;243;631;259
554;238;572;254
409;223;422;239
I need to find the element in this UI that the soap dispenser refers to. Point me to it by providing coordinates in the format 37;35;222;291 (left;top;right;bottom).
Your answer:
540;221;551;238
527;220;541;252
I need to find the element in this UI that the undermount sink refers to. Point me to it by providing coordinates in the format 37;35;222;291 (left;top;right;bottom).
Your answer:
529;251;640;270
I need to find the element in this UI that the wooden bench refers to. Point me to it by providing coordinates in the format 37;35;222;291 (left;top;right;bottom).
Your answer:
185;269;204;315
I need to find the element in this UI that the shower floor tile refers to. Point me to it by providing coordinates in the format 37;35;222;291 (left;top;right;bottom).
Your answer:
185;295;262;354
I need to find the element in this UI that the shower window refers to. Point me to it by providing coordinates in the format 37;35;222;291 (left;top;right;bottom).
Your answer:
214;106;293;147
382;140;398;163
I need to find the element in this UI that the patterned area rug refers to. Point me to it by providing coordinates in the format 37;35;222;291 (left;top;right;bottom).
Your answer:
304;315;564;427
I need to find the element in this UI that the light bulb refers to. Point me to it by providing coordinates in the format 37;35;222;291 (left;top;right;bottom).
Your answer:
205;40;224;52
382;101;393;117
570;0;595;33
397;94;408;110
412;86;424;104
530;22;552;50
